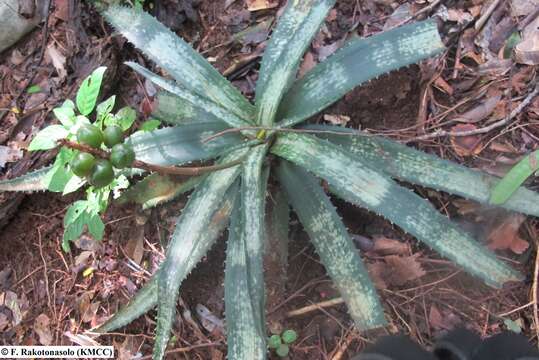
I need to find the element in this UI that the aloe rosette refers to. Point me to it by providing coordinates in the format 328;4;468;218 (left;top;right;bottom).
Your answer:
0;2;534;359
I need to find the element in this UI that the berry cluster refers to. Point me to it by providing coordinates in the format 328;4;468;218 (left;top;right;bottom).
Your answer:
71;124;135;188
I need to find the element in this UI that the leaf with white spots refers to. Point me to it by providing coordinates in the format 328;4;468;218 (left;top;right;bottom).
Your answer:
304;124;539;218
0;166;51;192
277;161;386;329
278;20;445;127
153;149;247;360
104;6;254;122
125;122;241;166
225;193;266;360
238;144;269;332
271;133;522;288
96;183;238;334
126;63;251;129
153;91;221;125
255;0;336;126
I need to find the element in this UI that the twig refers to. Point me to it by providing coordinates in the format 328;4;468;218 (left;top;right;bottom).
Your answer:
407;83;539;142
135;342;221;360
37;227;52;314
330;328;357;360
57;139;245;176
286;297;344;317
475;0;502;32
533;240;539;346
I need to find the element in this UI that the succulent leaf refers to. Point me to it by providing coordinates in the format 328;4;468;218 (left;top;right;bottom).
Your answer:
278;20;445;127
0;166;52;192
103;6;254;122
152;91;221;125
117;173;202;209
96;182;238;333
305;124;539;217
239;144;269;333
489;150;539;205
277;161;386;329
225;192;267;360
255;0;335;126
154;148;247;360
271;133;522;288
126;63;251;129
125;122;241;166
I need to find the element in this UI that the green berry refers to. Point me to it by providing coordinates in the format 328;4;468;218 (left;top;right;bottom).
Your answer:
103;125;124;148
77;124;103;148
268;334;281;349
282;329;298;344
110;143;135;169
276;344;289;357
70;152;96;177
88;159;114;188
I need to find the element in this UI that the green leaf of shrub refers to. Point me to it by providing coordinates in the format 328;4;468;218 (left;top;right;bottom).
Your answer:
27;85;42;94
96;95;116;125
28;125;69;151
53;106;76;128
489;150;539;205
114;106;137;130
76;66;107;116
139;119;161;132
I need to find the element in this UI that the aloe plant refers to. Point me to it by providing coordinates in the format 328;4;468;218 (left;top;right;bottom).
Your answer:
0;3;534;359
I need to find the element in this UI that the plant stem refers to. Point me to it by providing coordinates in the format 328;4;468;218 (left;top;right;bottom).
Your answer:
57;139;245;176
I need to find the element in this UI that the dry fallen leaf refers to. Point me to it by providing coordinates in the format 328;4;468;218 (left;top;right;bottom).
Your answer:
487;214;529;254
429;305;461;330
452;94;501;123
298;51;317;79
369;235;410;256
367;253;426;288
515;17;539;65
246;0;279;11
0;313;8;332
34;313;53;345
384;254;426;286
367;262;388;289
323;114;350;126
450;124;483;156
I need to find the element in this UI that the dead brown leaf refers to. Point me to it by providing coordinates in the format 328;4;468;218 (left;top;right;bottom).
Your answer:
450;124;483;156
323;114;350;126
367;253;426;288
429;305;461;330
515;17;539;65
299;51;316;78
34;313;53;345
369;235;410;256
0;313;8;332
452;94;501;123
384;254;426;286
487;214;529;254
367;262;388;289
246;0;279;11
